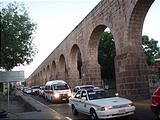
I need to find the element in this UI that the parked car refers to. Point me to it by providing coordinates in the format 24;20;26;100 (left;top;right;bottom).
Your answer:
72;85;95;96
39;86;45;97
31;86;40;95
69;88;135;119
26;88;32;94
151;86;160;119
44;80;71;103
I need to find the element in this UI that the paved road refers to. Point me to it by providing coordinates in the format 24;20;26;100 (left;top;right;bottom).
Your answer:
30;94;157;120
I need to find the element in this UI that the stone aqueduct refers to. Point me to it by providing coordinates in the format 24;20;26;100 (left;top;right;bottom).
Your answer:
26;0;155;100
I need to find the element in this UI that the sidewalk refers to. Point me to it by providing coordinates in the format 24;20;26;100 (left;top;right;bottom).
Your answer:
1;91;67;120
133;99;151;108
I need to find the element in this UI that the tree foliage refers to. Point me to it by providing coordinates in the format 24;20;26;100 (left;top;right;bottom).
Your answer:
0;2;37;71
142;35;160;65
98;32;116;80
98;32;160;80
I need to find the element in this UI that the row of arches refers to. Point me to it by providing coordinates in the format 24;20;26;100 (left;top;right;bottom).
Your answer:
27;44;83;88
26;0;155;100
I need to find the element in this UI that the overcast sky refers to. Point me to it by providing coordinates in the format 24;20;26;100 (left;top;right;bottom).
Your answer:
2;0;159;78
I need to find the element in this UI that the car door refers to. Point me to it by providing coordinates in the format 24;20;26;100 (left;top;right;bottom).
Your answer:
79;91;90;114
73;91;82;111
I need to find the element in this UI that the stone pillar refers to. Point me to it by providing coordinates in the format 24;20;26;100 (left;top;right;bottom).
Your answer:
57;72;66;80
67;69;80;90
115;51;150;100
81;62;102;88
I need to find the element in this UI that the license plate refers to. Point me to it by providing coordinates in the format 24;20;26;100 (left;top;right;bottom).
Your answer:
119;109;125;114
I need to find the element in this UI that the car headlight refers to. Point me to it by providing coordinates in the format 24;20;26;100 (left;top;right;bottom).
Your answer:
54;93;60;98
68;92;72;97
105;106;113;110
128;103;133;107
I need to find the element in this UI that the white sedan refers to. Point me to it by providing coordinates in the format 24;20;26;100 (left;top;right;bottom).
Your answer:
69;88;135;119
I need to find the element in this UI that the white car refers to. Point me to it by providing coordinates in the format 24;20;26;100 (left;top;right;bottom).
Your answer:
69;88;135;119
72;85;95;96
39;86;45;97
25;88;32;94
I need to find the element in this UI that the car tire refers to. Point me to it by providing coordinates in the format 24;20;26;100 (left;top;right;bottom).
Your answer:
90;109;98;120
72;105;78;115
157;107;160;120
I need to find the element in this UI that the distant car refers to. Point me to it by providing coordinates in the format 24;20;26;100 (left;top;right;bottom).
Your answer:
26;88;32;94
72;85;95;96
39;86;45;97
69;88;135;119
31;86;40;95
151;86;160;119
23;87;28;93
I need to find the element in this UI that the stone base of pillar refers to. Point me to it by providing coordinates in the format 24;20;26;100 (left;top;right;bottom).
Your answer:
67;69;80;90
115;52;150;100
81;63;102;88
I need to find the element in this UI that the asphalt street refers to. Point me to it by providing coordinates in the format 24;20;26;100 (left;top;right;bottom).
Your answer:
30;94;157;120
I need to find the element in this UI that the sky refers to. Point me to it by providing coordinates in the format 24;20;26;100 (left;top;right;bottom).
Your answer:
1;0;160;78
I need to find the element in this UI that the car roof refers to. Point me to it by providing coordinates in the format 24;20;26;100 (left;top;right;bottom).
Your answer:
45;80;66;86
75;85;94;88
80;88;104;92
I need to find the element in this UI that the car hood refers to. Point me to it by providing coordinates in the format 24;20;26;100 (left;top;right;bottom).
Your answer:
88;97;132;107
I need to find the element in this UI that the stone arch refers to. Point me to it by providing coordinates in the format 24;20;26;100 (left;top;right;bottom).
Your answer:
40;71;43;86
58;54;66;80
67;44;83;87
42;68;46;85
46;65;50;81
59;54;66;73
88;25;107;63
51;61;56;80
114;0;155;100
70;44;82;70
127;0;154;51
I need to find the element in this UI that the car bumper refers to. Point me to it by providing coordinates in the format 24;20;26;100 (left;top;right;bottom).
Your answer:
151;104;157;113
96;106;135;119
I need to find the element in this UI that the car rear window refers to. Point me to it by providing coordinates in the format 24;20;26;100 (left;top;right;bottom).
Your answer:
154;87;160;95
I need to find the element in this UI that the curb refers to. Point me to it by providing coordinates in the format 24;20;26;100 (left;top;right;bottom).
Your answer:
133;103;151;108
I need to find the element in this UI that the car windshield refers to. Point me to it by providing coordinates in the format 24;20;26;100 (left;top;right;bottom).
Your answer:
54;84;69;90
87;90;116;100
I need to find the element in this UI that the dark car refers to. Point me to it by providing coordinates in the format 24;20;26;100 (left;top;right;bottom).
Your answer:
151;86;160;119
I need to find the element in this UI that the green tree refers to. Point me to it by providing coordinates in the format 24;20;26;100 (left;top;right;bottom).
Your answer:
0;2;37;71
142;35;160;65
98;32;160;81
98;32;116;80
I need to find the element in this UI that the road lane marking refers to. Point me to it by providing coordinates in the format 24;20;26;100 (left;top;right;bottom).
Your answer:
65;116;72;120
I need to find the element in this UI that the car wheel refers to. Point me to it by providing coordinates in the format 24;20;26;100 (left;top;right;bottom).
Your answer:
157;107;160;119
72;105;78;115
90;109;98;120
